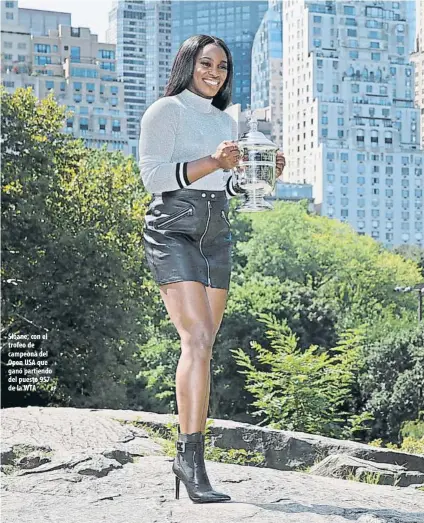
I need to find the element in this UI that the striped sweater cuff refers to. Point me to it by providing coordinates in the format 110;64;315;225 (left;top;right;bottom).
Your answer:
225;175;238;197
175;162;190;188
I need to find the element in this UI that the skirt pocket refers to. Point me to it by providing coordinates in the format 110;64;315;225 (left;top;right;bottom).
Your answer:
154;206;194;230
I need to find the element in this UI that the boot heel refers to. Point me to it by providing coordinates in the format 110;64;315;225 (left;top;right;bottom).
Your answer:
175;475;180;500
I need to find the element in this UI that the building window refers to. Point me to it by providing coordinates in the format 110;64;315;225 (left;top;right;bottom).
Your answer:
34;56;51;65
371;52;381;61
6;12;14;20
71;46;81;63
100;62;116;71
80;117;89;131
35;44;51;53
98;49;115;60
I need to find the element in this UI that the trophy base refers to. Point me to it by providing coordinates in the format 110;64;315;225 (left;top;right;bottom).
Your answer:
236;200;274;212
237;189;274;212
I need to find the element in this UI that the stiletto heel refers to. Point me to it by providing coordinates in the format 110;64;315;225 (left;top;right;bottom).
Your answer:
172;431;231;503
175;475;180;499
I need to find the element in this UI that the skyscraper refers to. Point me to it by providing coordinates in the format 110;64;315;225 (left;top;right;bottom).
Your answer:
251;0;284;147
283;0;423;247
107;0;172;158
411;0;424;147
2;0;129;155
171;0;268;110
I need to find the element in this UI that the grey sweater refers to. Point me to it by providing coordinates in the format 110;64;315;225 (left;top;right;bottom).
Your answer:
138;88;239;198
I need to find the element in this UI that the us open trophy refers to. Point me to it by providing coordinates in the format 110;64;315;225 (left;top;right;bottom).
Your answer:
233;109;279;212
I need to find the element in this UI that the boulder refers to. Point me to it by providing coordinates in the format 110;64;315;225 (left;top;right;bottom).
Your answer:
310;454;424;487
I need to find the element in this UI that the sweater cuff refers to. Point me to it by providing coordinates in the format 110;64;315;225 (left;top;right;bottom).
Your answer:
176;162;191;188
225;175;238;197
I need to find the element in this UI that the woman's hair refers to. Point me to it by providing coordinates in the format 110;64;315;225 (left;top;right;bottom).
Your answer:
164;34;233;111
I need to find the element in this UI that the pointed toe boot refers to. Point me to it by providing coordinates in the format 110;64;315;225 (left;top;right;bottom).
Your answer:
172;431;231;503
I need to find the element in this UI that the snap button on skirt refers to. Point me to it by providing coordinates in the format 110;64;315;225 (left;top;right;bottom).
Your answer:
143;189;232;289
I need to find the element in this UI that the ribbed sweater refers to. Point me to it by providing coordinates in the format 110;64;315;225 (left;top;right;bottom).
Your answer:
138;88;239;198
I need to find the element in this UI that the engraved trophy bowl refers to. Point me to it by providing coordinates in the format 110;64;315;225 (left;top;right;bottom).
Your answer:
234;110;279;212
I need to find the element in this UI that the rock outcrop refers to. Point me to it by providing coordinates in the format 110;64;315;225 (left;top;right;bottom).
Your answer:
2;406;424;523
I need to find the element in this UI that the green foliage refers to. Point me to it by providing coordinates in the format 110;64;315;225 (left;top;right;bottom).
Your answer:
232;313;366;438
358;324;424;443
1;87;152;407
237;202;421;329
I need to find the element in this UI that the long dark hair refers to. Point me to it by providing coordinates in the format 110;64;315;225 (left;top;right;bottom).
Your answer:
164;35;233;111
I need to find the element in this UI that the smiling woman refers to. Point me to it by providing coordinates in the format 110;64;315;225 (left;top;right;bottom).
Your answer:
138;34;245;505
189;44;229;98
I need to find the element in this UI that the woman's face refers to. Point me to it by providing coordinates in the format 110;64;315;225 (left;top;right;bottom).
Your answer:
188;43;228;99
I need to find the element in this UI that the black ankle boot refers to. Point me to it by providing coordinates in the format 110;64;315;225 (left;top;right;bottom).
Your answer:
172;431;231;503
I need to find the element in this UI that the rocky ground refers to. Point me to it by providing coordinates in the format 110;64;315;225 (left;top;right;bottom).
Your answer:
2;406;424;523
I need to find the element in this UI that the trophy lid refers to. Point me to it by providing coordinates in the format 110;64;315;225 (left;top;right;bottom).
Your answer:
238;108;278;149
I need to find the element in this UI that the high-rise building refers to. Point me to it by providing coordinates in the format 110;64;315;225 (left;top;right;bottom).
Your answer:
411;0;424;147
251;0;284;147
171;0;268;110
106;0;172;159
283;0;423;247
2;1;129;154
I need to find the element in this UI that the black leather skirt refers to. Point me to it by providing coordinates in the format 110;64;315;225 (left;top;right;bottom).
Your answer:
143;189;232;289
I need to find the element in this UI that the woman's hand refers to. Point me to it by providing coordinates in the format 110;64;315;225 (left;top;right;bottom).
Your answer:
211;141;240;170
276;151;286;178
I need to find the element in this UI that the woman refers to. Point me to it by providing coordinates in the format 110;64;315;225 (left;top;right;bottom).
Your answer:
139;34;285;504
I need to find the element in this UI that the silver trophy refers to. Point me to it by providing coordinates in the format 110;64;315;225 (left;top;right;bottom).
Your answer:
233;109;279;212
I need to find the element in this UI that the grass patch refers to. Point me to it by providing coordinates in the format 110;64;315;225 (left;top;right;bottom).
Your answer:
123;416;265;467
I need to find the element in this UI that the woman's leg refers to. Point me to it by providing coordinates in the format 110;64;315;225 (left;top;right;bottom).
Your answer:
199;287;228;433
159;281;216;434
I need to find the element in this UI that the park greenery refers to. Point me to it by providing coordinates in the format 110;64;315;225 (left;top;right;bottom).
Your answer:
2;88;423;454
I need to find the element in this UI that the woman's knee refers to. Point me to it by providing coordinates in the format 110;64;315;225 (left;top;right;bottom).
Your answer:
180;322;216;359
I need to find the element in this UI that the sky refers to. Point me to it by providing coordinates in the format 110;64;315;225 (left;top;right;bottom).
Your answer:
19;0;113;41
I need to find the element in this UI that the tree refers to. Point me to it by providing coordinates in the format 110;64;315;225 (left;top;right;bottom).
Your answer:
358;323;424;443
1;87;153;408
237;202;421;329
232;313;365;438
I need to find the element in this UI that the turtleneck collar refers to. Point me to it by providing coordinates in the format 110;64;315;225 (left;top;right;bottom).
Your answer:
178;88;213;114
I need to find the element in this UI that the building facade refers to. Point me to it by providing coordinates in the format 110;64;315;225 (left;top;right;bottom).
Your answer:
106;0;172;159
2;1;129;154
251;0;284;148
411;0;424;148
19;7;71;36
171;0;268;110
283;0;423;247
